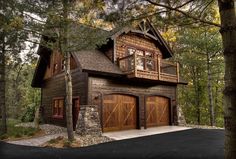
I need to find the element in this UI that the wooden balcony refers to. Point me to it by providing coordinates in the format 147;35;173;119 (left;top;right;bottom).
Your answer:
118;53;179;83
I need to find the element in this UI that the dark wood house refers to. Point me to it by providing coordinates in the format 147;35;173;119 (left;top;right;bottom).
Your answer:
32;19;186;132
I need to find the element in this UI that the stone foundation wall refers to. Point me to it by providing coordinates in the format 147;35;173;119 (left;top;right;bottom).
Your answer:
76;105;102;136
177;105;186;126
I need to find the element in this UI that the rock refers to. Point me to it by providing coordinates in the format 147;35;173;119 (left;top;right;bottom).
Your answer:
177;105;186;126
15;123;67;135
76;105;102;136
75;135;114;147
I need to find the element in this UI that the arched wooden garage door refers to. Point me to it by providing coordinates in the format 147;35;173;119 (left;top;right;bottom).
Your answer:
146;96;170;127
103;94;137;132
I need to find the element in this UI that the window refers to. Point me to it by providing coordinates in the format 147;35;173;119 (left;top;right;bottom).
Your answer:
126;47;155;71
126;48;136;70
53;63;58;74
52;98;64;118
145;51;155;71
127;48;136;55
61;59;66;71
136;50;145;70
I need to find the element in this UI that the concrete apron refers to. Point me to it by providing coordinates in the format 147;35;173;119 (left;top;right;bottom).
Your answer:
103;126;192;140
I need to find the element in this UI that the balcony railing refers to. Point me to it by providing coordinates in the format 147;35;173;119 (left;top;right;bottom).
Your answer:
118;53;179;83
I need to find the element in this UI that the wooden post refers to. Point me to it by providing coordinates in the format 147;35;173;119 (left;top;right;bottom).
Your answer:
176;62;179;83
134;52;137;77
157;56;161;80
144;95;147;129
117;58;120;67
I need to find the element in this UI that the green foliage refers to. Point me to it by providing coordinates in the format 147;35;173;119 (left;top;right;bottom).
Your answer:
174;25;224;127
7;126;37;139
0;119;39;140
21;104;36;122
1;0;225;131
48;138;58;144
63;140;72;147
6;60;41;120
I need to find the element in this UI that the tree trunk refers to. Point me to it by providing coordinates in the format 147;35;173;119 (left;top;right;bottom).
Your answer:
62;0;74;142
206;52;215;126
193;66;201;125
218;0;236;158
0;35;7;135
34;107;40;130
65;52;74;141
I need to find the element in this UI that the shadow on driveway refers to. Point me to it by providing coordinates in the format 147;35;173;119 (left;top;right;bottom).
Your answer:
0;129;224;159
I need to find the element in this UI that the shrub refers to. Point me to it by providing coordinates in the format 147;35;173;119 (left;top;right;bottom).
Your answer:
63;140;72;148
0;134;8;140
21;104;36;122
13;133;22;138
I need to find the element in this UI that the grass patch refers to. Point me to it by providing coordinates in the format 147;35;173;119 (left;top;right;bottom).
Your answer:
43;136;80;148
0;119;42;140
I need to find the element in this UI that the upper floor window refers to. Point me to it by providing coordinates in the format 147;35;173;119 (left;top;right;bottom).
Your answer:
52;98;64;118
126;47;156;71
53;63;58;74
127;48;136;55
61;59;66;71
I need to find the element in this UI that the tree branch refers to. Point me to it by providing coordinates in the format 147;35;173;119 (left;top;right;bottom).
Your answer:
175;0;195;9
23;12;46;24
145;0;221;27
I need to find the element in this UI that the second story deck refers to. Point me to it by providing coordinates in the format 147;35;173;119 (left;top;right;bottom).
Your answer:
118;53;179;83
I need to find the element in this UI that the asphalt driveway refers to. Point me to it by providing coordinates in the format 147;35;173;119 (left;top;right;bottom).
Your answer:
0;129;224;159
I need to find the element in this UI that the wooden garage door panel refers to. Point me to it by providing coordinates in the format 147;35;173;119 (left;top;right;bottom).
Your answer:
103;94;137;132
146;97;158;127
157;99;169;126
103;103;120;131
120;96;136;130
103;95;120;131
146;96;170;127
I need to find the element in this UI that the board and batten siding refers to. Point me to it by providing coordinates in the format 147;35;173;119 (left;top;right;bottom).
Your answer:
41;69;88;127
44;50;77;80
87;76;178;128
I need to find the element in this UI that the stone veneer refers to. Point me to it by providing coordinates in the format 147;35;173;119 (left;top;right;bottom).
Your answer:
177;105;186;126
76;105;102;136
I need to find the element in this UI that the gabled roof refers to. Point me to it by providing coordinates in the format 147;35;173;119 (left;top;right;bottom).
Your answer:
72;50;124;75
32;19;175;87
110;19;173;58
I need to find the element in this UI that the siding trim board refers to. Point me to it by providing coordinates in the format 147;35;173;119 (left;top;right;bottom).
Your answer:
85;72;89;104
144;96;147;129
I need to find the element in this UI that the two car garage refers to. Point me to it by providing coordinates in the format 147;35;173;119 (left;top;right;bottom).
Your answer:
102;94;171;132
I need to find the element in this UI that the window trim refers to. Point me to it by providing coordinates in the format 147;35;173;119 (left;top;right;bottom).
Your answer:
125;44;158;56
52;97;64;119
